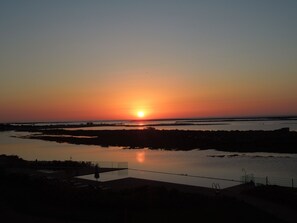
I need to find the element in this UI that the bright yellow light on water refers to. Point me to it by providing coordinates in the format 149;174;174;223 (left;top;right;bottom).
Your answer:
137;111;145;118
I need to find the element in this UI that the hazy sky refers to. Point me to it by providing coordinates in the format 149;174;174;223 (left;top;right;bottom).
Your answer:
1;0;297;122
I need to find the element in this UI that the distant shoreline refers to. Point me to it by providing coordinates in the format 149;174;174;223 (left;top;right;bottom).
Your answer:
1;115;297;125
1;115;297;132
1;121;227;131
16;127;297;154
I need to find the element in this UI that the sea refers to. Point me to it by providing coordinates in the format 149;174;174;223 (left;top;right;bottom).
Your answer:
1;117;297;189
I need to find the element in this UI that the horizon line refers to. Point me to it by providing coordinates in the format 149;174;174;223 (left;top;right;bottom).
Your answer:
3;114;297;125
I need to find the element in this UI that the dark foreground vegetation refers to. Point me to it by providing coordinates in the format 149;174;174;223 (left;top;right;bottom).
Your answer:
25;127;297;153
245;185;297;209
0;155;287;223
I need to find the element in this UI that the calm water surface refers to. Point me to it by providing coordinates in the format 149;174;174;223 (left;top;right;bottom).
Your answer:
1;121;297;188
64;119;297;131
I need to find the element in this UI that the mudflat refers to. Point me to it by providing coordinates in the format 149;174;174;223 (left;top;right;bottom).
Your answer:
22;127;297;153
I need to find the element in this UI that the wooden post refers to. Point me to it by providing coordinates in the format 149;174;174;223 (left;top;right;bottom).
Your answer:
266;176;268;186
292;178;294;189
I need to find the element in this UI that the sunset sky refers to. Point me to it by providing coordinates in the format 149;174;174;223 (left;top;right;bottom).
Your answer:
1;0;297;122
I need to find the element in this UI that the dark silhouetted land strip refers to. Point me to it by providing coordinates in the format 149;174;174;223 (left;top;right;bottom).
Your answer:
23;128;297;153
2;115;297;131
0;121;226;132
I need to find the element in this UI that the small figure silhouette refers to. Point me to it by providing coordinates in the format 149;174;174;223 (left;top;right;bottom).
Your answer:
94;164;100;181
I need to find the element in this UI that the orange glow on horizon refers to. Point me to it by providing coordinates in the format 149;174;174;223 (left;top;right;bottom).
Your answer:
1;67;297;122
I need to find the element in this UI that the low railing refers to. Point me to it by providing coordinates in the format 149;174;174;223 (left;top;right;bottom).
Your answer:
241;174;295;188
91;161;128;169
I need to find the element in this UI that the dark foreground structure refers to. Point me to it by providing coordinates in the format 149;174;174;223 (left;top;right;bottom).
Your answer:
1;155;296;223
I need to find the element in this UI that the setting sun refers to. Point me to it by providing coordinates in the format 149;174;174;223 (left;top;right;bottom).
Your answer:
137;111;145;118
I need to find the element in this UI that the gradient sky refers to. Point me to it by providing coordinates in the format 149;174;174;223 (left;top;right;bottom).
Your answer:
1;0;297;122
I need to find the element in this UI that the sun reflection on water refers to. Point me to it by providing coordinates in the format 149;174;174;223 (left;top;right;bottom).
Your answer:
136;151;145;163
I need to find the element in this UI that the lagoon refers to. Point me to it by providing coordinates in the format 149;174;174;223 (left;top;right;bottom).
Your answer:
1;120;297;188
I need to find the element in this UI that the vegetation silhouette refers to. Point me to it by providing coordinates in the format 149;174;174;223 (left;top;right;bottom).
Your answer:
23;127;297;153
